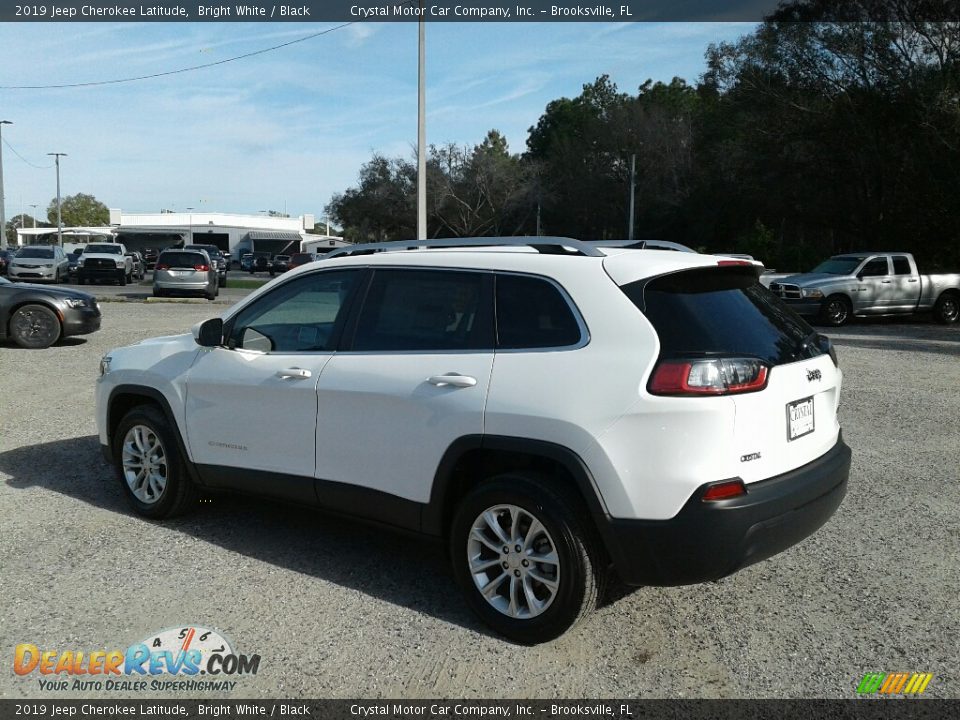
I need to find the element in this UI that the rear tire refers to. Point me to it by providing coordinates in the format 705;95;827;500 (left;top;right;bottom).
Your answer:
819;295;851;327
933;293;959;324
9;304;62;349
449;473;603;644
113;405;197;519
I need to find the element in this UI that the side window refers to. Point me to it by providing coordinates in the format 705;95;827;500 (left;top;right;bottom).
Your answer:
860;258;889;277
892;256;912;275
352;269;487;352
496;274;582;349
227;269;359;353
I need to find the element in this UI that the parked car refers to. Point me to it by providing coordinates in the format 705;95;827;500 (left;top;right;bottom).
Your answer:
249;252;271;274
270;255;291;276
152;249;218;300
66;249;84;281
768;252;960;326
142;248;159;270
7;245;70;283
0;276;101;348
125;252;146;281
184;244;229;287
77;243;133;286
0;248;16;276
240;253;254;272
96;236;850;643
287;252;317;270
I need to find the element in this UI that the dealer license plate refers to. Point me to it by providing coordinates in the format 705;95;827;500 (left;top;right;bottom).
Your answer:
787;396;815;441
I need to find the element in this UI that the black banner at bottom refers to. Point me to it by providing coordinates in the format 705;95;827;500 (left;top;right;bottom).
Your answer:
1;700;957;720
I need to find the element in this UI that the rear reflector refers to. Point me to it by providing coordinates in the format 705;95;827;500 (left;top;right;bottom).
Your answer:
702;479;747;502
649;357;769;396
194;264;210;271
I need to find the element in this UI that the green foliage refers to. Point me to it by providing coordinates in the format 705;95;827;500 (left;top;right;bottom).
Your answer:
47;193;109;227
328;3;960;265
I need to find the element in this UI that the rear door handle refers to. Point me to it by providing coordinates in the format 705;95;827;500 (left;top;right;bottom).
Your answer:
427;374;477;388
276;368;312;380
881;280;892;284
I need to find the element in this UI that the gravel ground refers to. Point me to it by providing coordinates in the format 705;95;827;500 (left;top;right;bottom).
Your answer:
1;301;958;699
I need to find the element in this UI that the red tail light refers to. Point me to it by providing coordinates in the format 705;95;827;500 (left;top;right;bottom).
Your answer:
717;260;754;267
155;263;170;270
194;264;209;271
702;479;747;502
649;357;769;396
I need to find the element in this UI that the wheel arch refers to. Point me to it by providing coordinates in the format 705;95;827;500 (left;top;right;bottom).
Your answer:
106;385;203;485
424;435;614;551
6;298;64;334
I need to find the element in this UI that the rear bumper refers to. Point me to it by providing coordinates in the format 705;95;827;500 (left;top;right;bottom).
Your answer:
603;435;851;586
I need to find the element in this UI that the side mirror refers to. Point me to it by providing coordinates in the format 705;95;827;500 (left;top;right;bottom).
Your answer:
856;272;864;281
194;318;224;347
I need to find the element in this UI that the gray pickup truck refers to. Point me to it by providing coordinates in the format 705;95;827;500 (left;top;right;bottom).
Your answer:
768;252;960;326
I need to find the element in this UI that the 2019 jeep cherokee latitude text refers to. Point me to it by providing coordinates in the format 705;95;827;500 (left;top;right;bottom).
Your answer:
95;238;850;643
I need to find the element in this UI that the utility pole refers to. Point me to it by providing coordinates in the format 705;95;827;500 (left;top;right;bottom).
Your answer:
0;120;11;250
416;2;426;240
48;152;67;246
627;153;636;241
29;204;38;228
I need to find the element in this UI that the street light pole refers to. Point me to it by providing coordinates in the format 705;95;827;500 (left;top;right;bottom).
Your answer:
186;207;194;245
416;3;426;240
0;120;12;250
48;152;67;246
29;204;37;228
627;153;636;241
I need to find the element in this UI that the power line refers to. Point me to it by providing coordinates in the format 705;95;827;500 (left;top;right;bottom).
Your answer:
0;22;355;90
2;138;54;168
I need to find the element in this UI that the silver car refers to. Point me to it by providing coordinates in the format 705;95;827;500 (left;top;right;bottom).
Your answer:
8;245;70;283
152;249;218;300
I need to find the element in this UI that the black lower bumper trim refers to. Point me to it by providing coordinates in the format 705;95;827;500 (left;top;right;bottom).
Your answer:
603;436;851;586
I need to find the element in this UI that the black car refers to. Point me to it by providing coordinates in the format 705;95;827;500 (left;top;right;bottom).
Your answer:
142;248;159;270
250;252;271;274
0;276;101;348
67;249;84;280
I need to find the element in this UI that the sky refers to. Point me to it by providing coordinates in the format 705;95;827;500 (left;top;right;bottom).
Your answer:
0;21;755;224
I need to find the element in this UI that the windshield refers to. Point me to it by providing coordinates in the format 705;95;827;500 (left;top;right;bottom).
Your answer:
16;247;54;259
85;245;121;254
809;257;865;275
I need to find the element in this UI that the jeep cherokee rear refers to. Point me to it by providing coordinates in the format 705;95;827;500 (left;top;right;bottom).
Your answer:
95;238;850;644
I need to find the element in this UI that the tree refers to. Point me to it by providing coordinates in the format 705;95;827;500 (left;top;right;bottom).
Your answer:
47;193;109;228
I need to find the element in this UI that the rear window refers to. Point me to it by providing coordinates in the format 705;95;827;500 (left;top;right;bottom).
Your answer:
158;252;206;268
622;267;821;366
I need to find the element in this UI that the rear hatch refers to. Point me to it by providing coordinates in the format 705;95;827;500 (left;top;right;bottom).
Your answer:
622;265;842;484
155;252;209;283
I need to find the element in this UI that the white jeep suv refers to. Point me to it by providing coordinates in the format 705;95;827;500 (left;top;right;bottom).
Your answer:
95;238;850;643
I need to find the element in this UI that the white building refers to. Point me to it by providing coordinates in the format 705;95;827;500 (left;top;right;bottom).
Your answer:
109;210;348;262
13;210;350;262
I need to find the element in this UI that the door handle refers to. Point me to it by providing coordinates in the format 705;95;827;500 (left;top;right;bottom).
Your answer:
427;374;477;388
908;278;918;282
881;280;892;284
276;368;312;380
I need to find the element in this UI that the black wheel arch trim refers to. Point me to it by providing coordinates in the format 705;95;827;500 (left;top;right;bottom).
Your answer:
423;434;613;537
105;384;204;486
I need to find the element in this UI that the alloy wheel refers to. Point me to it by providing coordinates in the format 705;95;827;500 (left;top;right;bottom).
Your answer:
121;425;168;504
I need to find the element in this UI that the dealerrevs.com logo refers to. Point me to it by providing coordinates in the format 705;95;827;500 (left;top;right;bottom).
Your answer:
14;626;260;693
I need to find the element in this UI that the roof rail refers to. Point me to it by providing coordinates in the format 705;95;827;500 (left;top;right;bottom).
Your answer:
590;239;696;253
323;236;606;259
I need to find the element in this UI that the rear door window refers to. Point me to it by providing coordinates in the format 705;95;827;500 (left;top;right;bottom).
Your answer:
495;274;583;349
351;269;491;352
622;267;821;366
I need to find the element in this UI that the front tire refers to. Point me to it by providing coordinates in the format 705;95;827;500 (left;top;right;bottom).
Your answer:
819;295;851;326
449;474;603;644
9;304;62;349
933;293;959;324
113;405;197;518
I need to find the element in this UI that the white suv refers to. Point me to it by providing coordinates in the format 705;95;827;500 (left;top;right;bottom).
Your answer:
95;238;850;643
